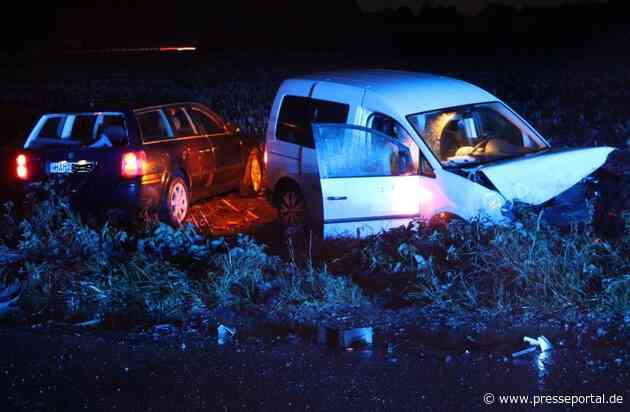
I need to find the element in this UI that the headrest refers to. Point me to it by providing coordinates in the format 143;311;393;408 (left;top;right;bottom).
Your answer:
103;124;127;139
103;124;126;141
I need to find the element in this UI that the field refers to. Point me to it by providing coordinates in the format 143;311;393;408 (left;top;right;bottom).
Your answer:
1;49;629;348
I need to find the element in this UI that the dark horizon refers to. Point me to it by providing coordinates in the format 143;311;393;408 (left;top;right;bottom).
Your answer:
1;0;627;56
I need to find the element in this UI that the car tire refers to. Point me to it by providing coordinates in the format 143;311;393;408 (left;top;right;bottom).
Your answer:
239;148;263;197
163;174;190;227
275;184;306;231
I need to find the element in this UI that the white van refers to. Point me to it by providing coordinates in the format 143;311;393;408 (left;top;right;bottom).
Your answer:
264;70;614;237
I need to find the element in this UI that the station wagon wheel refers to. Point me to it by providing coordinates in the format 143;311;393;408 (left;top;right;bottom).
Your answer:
250;156;262;194
165;176;189;227
278;187;305;227
239;149;263;197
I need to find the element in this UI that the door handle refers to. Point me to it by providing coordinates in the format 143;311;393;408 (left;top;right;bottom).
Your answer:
327;196;347;201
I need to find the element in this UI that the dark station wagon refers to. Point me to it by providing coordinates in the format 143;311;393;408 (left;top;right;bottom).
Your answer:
13;102;264;225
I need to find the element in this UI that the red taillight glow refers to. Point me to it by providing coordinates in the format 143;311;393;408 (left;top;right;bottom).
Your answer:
263;148;268;166
121;151;146;177
16;154;28;180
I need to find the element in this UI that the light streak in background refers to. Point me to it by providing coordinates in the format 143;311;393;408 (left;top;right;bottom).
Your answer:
159;46;197;52
66;46;197;54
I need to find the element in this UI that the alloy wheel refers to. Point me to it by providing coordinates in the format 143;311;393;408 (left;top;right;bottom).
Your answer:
169;181;188;225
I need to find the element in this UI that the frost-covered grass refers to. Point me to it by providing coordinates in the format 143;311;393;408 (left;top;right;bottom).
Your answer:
0;180;365;324
1;50;629;324
325;209;630;318
1;179;628;328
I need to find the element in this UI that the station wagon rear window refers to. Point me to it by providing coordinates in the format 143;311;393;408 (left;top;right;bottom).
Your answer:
276;96;349;148
25;113;128;149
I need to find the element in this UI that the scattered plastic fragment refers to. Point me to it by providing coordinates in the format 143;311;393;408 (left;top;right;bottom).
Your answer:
153;324;174;333
513;335;553;358
74;319;100;327
512;346;538;358
340;327;373;348
218;324;236;345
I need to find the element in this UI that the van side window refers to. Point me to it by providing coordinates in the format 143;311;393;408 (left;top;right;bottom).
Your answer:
276;95;349;148
189;109;224;135
313;124;415;178
369;113;420;175
137;111;169;142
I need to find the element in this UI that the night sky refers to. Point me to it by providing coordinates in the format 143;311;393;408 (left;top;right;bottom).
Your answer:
357;0;608;15
0;0;620;55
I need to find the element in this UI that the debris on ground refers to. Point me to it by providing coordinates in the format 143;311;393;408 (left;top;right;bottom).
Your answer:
74;319;101;328
317;326;373;349
512;335;553;358
217;324;236;345
186;193;278;236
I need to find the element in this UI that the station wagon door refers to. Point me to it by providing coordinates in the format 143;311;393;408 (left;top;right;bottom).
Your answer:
312;124;428;237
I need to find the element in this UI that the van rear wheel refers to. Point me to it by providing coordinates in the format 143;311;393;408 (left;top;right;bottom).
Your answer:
277;186;306;228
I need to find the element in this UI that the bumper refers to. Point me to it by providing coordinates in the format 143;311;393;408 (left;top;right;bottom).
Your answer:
11;178;163;217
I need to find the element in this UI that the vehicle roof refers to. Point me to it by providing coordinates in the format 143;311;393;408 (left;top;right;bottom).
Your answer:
40;101;210;115
290;69;499;115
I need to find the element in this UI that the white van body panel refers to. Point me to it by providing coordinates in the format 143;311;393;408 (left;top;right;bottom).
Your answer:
265;79;314;192
479;147;615;205
265;70;614;237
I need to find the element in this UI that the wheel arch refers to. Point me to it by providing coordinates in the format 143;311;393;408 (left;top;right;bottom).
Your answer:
273;176;302;204
167;167;191;190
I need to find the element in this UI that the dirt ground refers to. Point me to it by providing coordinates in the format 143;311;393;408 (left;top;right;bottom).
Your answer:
185;192;278;236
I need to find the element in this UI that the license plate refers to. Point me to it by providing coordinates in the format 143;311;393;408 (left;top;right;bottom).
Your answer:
49;161;73;174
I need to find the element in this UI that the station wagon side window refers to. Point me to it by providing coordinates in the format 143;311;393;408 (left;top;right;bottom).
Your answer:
164;107;196;137
189;108;224;135
137;110;169;142
368;113;420;176
277;96;349;148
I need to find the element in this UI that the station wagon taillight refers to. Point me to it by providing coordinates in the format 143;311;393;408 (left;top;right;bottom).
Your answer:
121;151;146;178
16;154;28;180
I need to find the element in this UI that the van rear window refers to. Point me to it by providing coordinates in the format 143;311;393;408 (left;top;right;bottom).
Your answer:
276;96;349;148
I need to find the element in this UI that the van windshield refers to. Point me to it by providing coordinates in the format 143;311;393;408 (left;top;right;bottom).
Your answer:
406;102;547;167
25;113;128;149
